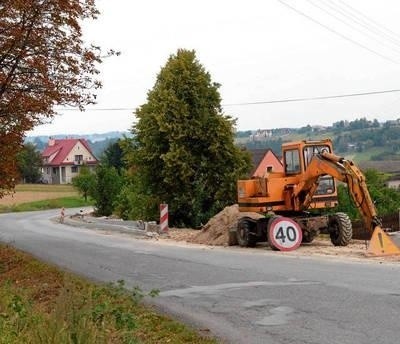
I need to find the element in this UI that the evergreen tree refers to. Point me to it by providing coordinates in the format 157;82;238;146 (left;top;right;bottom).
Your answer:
124;49;251;226
102;139;125;173
92;165;122;216
16;143;42;183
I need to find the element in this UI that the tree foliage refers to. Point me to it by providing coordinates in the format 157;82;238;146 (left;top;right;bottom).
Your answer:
336;169;400;219
91;165;122;216
16;143;42;183
0;0;105;197
72;165;95;202
101;139;126;173
122;49;251;226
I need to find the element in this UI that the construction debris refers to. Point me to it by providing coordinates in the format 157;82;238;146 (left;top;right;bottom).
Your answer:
188;204;264;246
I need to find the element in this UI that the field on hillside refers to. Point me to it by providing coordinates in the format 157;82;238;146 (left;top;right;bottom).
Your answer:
0;184;78;206
350;146;387;162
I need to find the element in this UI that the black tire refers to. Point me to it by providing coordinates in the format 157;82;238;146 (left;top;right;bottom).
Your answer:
237;218;257;247
267;216;281;251
328;212;352;246
302;231;317;243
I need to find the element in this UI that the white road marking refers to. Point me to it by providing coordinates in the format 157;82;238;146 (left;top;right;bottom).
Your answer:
160;280;320;297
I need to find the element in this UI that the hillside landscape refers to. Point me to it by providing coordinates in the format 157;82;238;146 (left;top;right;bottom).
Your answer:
236;117;400;170
28;117;400;169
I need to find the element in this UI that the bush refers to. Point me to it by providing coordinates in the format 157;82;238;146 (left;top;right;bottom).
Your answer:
91;165;122;216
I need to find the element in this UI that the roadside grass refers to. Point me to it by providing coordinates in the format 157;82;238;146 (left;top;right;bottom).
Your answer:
0;244;217;344
0;196;93;213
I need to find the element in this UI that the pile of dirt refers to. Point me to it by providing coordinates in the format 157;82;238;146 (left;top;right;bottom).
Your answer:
188;204;264;246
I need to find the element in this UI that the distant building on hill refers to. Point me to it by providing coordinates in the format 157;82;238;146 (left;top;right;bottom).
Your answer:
41;138;98;184
359;160;400;189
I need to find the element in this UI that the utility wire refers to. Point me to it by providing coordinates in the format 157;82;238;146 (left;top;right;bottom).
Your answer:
306;0;400;56
336;0;400;45
223;89;400;106
323;0;400;50
55;88;400;111
277;0;400;65
56;107;136;111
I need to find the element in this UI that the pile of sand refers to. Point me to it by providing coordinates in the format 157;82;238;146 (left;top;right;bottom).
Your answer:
188;204;263;246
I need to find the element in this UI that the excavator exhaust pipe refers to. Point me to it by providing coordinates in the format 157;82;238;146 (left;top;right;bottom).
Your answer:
367;227;400;256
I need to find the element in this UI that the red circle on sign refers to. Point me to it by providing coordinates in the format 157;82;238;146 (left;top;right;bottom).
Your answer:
268;217;302;251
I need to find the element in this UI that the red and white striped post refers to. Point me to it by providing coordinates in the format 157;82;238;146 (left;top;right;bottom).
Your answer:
160;203;169;233
60;207;65;223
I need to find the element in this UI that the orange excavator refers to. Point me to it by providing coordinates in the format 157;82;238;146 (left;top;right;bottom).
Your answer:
237;139;400;256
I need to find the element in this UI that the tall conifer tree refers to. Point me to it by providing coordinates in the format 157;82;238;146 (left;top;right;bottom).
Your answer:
127;49;251;226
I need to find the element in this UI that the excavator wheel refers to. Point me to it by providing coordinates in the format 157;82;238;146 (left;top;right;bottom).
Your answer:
302;230;317;244
328;212;352;246
267;216;281;251
237;218;257;247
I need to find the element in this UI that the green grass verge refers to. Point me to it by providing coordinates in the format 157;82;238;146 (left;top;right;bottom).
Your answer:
0;196;93;213
0;245;217;343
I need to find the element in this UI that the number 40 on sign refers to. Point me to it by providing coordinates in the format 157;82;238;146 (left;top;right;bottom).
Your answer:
268;217;302;251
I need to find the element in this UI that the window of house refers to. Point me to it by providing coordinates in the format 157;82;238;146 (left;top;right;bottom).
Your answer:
74;155;83;162
284;149;300;173
71;166;78;173
52;167;58;174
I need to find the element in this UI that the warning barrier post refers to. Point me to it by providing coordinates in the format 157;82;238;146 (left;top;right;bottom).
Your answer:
160;203;169;233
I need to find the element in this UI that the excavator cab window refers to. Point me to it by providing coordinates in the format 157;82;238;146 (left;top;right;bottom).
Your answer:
303;144;335;195
315;175;335;195
284;149;301;174
303;145;331;168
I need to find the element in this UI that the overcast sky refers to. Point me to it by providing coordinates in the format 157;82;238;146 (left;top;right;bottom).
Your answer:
29;0;400;136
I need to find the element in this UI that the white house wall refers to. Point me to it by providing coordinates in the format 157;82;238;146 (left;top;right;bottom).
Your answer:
63;142;96;165
70;165;96;184
58;142;95;184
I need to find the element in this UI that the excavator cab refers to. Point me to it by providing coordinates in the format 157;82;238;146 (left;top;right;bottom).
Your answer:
283;139;332;174
281;140;338;209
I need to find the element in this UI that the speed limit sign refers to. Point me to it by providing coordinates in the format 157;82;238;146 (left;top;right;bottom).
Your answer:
268;217;302;251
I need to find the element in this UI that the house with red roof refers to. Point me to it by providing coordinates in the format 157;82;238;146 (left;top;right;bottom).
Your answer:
41;138;98;184
249;148;283;178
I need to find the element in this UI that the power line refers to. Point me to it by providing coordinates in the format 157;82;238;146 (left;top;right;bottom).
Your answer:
277;0;400;65
306;0;400;56
55;89;400;111
57;107;136;112
336;0;400;45
324;0;400;50
223;89;400;106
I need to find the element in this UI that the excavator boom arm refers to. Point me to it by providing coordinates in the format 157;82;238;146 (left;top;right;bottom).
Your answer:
295;151;380;232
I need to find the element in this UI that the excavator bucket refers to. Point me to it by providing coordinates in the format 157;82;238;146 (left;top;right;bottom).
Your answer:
367;227;400;257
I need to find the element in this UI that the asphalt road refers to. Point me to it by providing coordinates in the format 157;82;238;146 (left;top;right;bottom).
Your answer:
1;209;400;344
